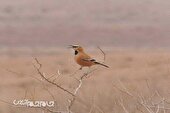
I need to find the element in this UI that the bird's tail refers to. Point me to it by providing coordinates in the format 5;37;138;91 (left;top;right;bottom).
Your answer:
94;62;109;68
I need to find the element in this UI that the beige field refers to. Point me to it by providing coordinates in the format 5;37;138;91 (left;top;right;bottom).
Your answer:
0;48;170;113
0;0;170;112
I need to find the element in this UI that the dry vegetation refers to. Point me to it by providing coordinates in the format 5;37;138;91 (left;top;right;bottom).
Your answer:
0;49;170;113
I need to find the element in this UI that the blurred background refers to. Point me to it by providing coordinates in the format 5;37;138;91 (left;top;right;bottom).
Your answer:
0;0;170;113
0;0;170;48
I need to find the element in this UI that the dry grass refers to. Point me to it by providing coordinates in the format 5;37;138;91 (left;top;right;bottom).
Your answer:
0;49;170;113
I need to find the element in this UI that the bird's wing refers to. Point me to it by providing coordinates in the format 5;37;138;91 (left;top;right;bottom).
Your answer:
82;58;96;62
81;58;109;68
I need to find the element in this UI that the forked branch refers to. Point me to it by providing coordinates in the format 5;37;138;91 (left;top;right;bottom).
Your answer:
34;58;75;97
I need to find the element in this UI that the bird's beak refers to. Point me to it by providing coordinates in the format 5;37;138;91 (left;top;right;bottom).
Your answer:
68;45;74;48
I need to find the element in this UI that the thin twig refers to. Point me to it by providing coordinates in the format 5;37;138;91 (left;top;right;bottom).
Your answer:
118;79;134;97
118;97;129;113
97;46;106;63
34;58;75;97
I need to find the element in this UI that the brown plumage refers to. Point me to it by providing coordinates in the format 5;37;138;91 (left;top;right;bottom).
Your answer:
69;45;109;69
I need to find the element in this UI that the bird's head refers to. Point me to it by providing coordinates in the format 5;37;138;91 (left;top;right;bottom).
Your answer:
68;45;84;52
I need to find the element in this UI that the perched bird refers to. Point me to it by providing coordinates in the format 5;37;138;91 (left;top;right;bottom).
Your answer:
69;45;109;70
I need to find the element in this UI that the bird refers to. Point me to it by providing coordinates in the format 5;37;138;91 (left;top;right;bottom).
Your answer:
68;45;109;70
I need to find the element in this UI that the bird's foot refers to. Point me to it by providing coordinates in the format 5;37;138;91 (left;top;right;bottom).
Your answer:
79;67;82;70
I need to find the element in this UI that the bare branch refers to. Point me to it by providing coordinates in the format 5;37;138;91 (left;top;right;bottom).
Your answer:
116;79;134;97
94;104;105;113
97;46;106;63
118;97;129;113
34;58;75;97
156;104;160;113
67;59;100;112
1;47;108;113
113;83;133;97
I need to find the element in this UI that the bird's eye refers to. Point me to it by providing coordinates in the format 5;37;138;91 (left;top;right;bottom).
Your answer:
73;46;79;48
